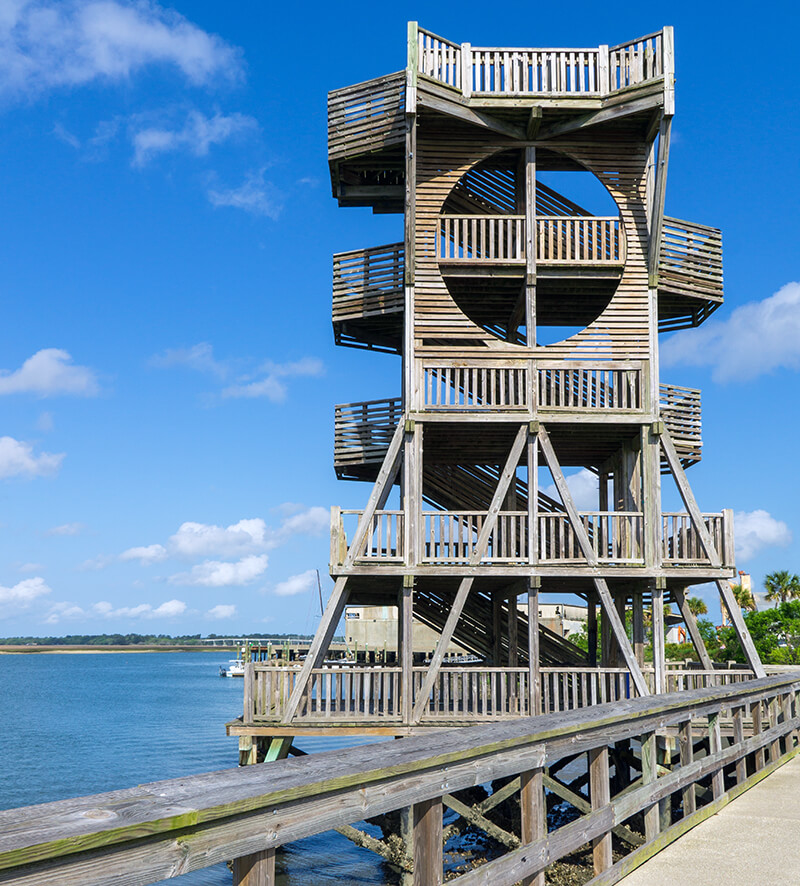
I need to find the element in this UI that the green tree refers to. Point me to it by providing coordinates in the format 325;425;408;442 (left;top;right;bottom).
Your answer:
687;596;707;617
731;583;756;612
764;571;800;607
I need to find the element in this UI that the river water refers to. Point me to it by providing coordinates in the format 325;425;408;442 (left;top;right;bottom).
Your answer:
0;651;395;885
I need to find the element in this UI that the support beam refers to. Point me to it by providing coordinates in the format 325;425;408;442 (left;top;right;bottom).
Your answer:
651;581;666;695
521;768;546;886
413;797;443;886
717;579;766;678
412;424;528;723
595;578;650;697
673;585;714;670
589;747;612;876
233;849;275;886
400;576;414;724
283;420;406;723
632;590;645;667
417;89;526;140
528;580;541;715
648;115;672;285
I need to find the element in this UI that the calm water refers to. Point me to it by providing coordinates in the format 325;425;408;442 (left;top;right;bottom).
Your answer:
0;652;396;885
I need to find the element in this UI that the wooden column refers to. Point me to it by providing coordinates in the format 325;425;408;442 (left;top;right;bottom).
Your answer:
589;747;612;875
524;145;537;346
413;797;442;886
508;589;519;667
632;590;645;667
528;579;541;715
400;576;414;725
233;849;275;886
587;592;598;668
492;590;504;665
678;719;696;816
651;580;666;695
641;730;659;841
520;767;546;886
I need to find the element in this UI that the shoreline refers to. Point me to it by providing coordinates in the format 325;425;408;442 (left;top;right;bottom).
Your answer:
0;645;236;654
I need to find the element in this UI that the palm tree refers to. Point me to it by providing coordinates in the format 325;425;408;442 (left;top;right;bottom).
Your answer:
687;596;708;617
730;583;757;612
764;570;800;607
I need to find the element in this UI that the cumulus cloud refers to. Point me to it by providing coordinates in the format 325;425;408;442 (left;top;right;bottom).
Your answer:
45;522;85;536
0;436;64;479
119;543;167;564
273;569;317;598
169;554;268;587
0;0;243;98
0;576;51;608
734;510;792;563
168;518;268;558
131;110;257;166
149;342;228;377
207;168;281;218
542;468;599;511
17;562;44;573
221;358;324;402
0;349;99;396
46;597;187;623
207;603;236;619
661;282;800;382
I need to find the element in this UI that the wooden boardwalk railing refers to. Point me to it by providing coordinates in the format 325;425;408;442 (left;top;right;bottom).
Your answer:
2;676;798;886
244;663;759;727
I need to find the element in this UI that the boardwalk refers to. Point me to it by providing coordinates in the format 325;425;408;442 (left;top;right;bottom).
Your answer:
620;754;800;886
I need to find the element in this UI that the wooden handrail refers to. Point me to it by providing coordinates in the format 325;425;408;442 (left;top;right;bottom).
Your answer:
2;676;798;885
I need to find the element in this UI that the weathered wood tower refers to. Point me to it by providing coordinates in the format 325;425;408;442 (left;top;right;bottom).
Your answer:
233;24;765;744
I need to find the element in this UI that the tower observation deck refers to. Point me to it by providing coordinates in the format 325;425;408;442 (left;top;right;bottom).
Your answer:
233;23;764;740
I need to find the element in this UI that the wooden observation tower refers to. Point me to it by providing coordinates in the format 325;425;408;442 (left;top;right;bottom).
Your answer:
232;23;765;751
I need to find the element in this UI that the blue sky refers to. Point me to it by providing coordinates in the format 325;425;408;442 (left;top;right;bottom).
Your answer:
0;0;798;636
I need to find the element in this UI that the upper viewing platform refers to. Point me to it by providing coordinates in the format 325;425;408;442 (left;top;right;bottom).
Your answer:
413;26;673;107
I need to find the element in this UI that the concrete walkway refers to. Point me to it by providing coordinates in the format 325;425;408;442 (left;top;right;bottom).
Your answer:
620;754;800;885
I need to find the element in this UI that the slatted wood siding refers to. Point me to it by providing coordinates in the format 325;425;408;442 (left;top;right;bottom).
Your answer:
332;243;404;318
333;397;402;471
328;72;406;162
414;132;652;360
660;383;702;465
659;216;724;300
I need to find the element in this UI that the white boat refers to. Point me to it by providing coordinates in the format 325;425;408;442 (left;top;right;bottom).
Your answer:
219;659;245;677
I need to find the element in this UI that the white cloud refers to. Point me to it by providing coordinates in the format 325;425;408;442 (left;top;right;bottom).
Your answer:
149;342;228;377
0;349;99;396
661;282;800;382
207;603;236;619
169;518;268;558
734;509;792;563
37;411;54;431
274;569;317;598
46;597;188;623
0;576;51;608
169;554;268;587
276;506;328;538
207;168;281;218
132;110;257;166
119;543;167;564
0;0;243;98
221;357;324;402
17;562;44;573
542;468;599;511
79;554;114;570
0;436;64;479
46;521;85;536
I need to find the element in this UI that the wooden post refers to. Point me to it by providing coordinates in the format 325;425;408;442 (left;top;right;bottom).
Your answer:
678;718;696;816
520;767;546;886
492;590;504;665
651;580;666;695
587;592;598;668
732;705;747;784
632;590;645;667
401;576;414;725
233;849;275;886
528;578;541;715
525;145;537;347
673;585;714;670
413;797;442;886
641;730;659;841
589;746;612;875
508;589;519;667
708;712;724;800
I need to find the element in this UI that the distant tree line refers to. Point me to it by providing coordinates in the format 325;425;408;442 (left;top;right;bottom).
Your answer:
0;633;316;646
